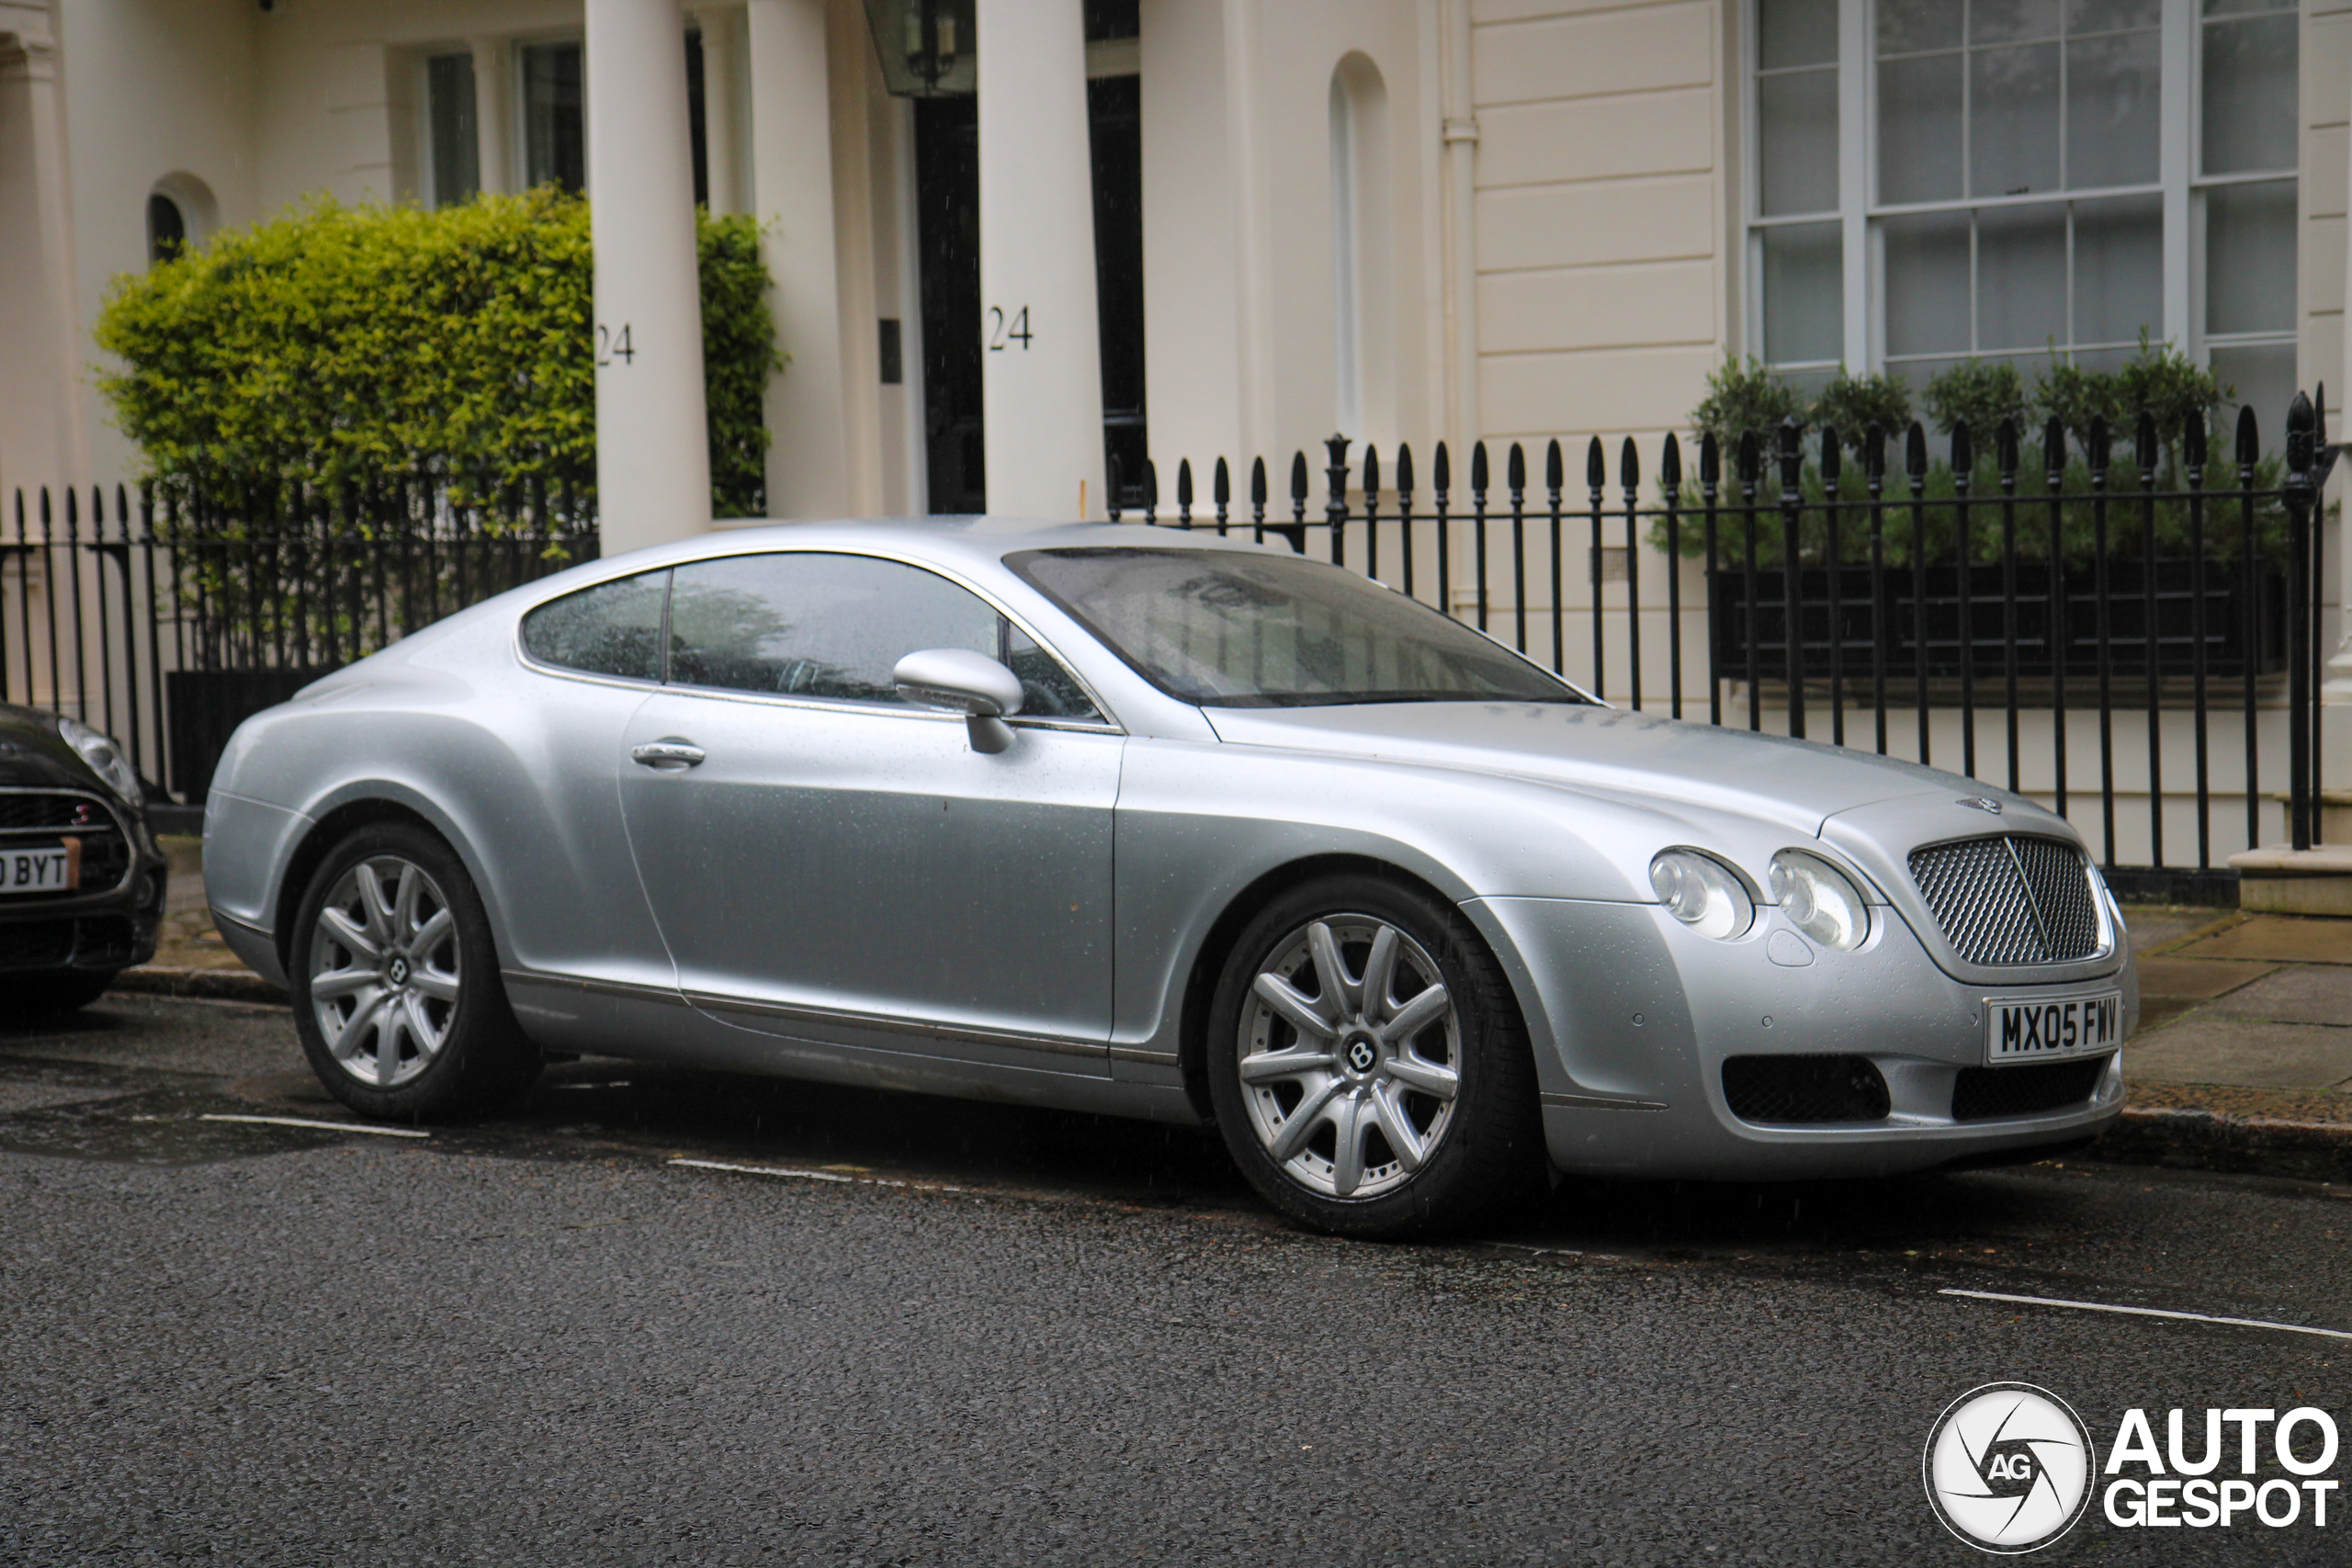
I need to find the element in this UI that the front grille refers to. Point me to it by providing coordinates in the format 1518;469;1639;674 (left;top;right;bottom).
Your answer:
1909;835;2104;965
1952;1057;2109;1122
0;793;113;832
1723;1055;1891;1123
0;915;137;972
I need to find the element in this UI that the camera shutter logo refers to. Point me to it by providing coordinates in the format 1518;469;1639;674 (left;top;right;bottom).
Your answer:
1923;1383;2096;1553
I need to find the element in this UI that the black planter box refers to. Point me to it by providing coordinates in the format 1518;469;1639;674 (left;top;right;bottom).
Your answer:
1708;556;2287;685
167;666;339;801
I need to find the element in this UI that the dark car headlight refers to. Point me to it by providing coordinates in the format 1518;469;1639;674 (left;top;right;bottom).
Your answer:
1650;849;1755;941
1769;850;1871;952
59;716;141;805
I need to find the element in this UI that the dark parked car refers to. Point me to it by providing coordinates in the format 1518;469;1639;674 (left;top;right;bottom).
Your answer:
0;704;166;1015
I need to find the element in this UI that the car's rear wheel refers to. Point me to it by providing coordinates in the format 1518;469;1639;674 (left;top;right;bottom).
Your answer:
289;822;539;1120
1205;874;1544;1239
12;970;113;1016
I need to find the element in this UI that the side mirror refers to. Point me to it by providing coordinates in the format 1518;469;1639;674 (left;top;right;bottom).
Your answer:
893;648;1026;753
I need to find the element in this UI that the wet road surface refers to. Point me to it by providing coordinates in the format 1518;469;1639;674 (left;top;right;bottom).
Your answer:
3;995;2348;1565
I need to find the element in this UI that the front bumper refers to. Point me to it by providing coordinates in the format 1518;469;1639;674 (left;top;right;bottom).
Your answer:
1475;894;2132;1181
0;824;166;978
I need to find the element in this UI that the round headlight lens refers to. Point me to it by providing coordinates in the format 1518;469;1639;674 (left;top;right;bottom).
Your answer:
58;716;141;805
1769;850;1871;951
1648;850;1754;941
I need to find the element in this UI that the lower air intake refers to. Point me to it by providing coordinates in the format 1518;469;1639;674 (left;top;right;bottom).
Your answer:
1722;1055;1891;1124
1951;1057;2109;1122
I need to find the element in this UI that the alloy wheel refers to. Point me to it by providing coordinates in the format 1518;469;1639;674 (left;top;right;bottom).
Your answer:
1236;915;1461;1200
308;854;462;1089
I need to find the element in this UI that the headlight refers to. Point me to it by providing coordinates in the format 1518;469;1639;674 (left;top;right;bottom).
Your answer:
1649;850;1754;941
58;716;141;805
1769;850;1870;951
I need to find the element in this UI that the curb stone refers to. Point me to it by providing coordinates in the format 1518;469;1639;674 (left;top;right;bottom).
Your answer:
114;966;288;1005
2092;1106;2352;1186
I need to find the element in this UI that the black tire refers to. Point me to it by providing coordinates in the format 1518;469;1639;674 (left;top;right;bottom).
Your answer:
10;970;114;1018
1204;873;1544;1240
288;821;539;1121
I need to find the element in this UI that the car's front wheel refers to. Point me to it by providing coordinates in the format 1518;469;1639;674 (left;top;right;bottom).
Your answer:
289;822;539;1120
1205;874;1544;1239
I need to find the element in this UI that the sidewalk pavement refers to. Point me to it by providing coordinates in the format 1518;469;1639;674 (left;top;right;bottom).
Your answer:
119;839;2352;1182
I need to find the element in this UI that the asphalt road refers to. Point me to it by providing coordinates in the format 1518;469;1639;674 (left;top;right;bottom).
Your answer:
3;995;2347;1566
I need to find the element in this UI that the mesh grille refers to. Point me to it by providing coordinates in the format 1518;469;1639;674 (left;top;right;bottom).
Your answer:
1952;1057;2108;1122
1908;835;2104;965
1722;1055;1891;1123
0;794;110;832
0;919;76;970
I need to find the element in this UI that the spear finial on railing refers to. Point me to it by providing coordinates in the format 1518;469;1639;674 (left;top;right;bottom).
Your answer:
1213;456;1231;529
1585;434;1604;491
2043;415;2066;483
1700;431;1720;487
1250;454;1268;525
1289;450;1308;525
2136;408;2158;480
1470;439;1489;496
1143;457;1159;525
1433;440;1451;496
1396;443;1415;497
1363;444;1381;504
1620;435;1640;493
2234;402;2259;470
1660;432;1681;491
2184;407;2208;472
1737;429;1760;486
1176;457;1194;527
1996;417;2018;477
1507;441;1525;495
1903;422;1927;481
2089;413;2110;477
1546;437;1565;495
1863;425;1884;480
1819;425;1840;484
1950;418;1973;477
1776;415;1801;499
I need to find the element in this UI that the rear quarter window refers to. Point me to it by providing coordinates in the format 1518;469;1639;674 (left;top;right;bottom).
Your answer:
521;570;670;681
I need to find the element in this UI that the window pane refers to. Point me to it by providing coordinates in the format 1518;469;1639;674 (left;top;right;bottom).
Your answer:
1761;220;1843;363
2202;0;2293;17
2065;29;2158;187
2073;193;2162;344
1758;0;1838;70
2209;343;2298;438
1883;209;1973;355
426;54;480;208
1879;53;1963;203
1970;43;2061;197
2201;13;2297;174
523;43;585;193
1879;0;1960;53
669;554;999;701
663;553;1100;720
2066;0;2161;29
1758;67;1838;215
522;571;670;681
1977;202;2066;351
2205;178;2297;336
1970;0;2061;45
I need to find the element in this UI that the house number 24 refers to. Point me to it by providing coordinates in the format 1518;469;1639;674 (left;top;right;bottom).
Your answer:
987;306;1033;351
595;323;637;366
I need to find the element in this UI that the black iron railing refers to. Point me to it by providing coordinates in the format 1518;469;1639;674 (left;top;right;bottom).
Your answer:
1;478;594;803
1114;391;2341;887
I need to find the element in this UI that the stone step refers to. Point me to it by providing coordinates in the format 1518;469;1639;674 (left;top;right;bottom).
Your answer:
2227;843;2352;916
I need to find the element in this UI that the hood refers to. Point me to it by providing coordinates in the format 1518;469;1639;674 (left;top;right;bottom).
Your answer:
1201;701;2007;838
0;705;103;793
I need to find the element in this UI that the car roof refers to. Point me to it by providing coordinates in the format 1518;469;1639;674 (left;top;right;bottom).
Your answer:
698;515;1293;563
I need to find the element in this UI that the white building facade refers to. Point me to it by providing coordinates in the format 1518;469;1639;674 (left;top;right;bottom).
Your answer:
1;0;2348;865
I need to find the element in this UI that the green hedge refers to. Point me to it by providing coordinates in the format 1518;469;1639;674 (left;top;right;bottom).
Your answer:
94;187;780;520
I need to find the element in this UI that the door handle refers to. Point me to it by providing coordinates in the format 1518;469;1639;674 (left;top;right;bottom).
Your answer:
631;740;706;770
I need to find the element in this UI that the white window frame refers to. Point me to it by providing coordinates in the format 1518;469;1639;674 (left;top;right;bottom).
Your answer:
1743;0;2299;388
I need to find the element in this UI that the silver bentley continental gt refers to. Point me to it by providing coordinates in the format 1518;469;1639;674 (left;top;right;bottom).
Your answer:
203;519;2134;1238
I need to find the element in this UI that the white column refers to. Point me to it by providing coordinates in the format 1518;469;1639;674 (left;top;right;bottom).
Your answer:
746;0;850;517
586;0;712;550
0;22;89;497
469;37;510;196
693;7;740;215
1438;0;1478;453
978;0;1104;518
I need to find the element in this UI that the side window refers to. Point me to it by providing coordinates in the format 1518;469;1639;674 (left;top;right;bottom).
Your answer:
521;570;670;681
666;553;1102;722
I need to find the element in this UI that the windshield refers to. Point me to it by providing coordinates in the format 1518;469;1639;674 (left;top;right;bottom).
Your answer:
1008;547;1589;708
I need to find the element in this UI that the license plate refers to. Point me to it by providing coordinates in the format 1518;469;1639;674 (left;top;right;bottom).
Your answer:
1985;991;2122;1064
0;837;81;896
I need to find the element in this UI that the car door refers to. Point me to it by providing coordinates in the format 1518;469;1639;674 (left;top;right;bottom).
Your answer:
616;550;1122;1074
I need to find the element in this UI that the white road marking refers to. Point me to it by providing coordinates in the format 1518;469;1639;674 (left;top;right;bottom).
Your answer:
198;1113;429;1139
1939;1288;2352;1341
668;1156;966;1193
